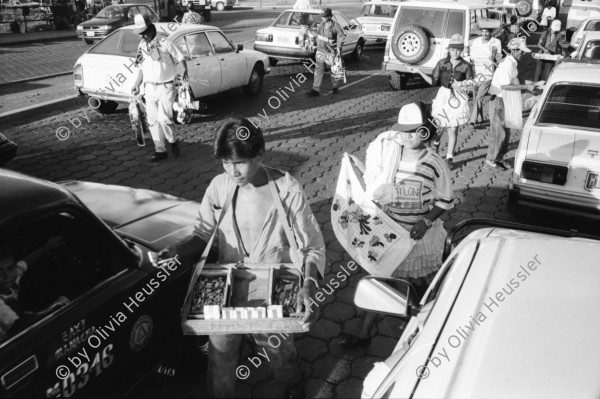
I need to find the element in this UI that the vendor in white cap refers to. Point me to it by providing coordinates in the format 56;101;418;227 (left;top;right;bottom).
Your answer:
339;102;454;349
534;19;565;82
486;37;531;170
131;15;188;162
408;33;474;169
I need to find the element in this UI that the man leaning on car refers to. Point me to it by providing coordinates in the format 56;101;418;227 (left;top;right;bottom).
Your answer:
307;8;345;96
131;15;188;162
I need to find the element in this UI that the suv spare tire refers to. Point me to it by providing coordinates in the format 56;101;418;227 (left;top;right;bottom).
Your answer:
391;25;430;65
515;0;533;17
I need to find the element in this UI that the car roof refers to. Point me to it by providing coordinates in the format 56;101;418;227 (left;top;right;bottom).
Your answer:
282;8;343;14
424;229;600;397
361;0;404;5
120;22;220;35
399;0;493;9
547;61;600;85
0;169;76;224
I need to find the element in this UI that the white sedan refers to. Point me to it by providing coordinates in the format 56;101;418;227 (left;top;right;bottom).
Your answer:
353;0;399;43
73;23;270;114
254;9;365;66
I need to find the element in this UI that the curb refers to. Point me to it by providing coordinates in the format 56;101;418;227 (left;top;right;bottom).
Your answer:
0;94;83;125
0;71;72;89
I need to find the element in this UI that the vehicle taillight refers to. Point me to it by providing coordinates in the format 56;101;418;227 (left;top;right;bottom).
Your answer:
521;161;568;185
255;33;273;42
74;64;83;87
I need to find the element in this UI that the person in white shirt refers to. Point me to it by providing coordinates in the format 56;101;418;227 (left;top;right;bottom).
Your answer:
468;20;501;126
131;15;188;162
486;37;530;170
540;1;557;30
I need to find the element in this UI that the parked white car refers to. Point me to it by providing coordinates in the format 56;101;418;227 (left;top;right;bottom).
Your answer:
357;219;600;399
73;23;270;114
353;0;401;43
508;61;600;216
572;31;600;59
569;17;600;51
254;8;365;66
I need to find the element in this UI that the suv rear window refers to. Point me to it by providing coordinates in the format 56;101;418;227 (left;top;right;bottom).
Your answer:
396;6;445;37
537;84;600;131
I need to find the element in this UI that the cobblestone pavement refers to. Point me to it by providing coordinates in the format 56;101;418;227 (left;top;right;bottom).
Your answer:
2;44;594;398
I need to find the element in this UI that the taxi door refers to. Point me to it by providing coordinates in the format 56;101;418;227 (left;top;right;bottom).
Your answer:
175;32;223;97
0;208;188;398
206;30;248;91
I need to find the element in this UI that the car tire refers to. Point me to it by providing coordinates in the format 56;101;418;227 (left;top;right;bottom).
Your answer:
269;57;279;66
93;99;119;114
391;25;430;65
389;72;407;90
216;1;225;11
204;10;211;22
515;0;533;17
351;39;364;61
244;64;264;95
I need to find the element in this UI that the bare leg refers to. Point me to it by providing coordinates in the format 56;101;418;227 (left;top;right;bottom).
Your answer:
447;126;458;158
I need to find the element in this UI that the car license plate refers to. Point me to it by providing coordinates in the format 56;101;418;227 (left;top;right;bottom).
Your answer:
277;36;290;44
86;31;94;37
585;172;600;190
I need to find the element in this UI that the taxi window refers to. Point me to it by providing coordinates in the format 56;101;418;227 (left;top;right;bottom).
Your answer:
584;19;600;30
207;30;235;54
583;40;600;59
186;32;213;57
287;12;316;27
0;211;129;343
360;4;398;17
334;14;349;29
537;84;600;131
89;29;146;57
397;7;445;37
273;11;293;27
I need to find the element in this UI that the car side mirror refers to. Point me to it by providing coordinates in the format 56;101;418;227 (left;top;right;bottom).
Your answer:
354;276;420;318
237;44;243;52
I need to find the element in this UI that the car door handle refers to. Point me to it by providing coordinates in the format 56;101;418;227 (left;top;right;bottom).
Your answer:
195;62;202;65
220;58;225;61
1;355;39;390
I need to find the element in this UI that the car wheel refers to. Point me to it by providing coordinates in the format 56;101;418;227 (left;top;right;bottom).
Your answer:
391;25;430;65
92;99;119;114
515;0;533;17
216;1;225;11
389;72;407;90
204;10;211;22
351;39;364;61
83;38;94;44
244;64;264;95
525;20;539;32
269;57;279;66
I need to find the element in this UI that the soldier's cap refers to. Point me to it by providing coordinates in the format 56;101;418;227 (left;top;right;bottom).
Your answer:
133;14;153;35
321;8;332;18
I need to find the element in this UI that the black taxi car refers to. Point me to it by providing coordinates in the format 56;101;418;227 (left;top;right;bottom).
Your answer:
0;169;201;398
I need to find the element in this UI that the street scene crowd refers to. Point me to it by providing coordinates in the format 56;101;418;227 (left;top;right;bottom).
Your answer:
1;0;599;397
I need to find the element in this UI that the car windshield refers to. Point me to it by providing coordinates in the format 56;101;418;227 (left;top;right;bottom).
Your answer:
359;4;398;17
584;19;600;31
96;5;124;19
396;6;445;37
537;84;600;131
272;11;318;27
580;39;600;59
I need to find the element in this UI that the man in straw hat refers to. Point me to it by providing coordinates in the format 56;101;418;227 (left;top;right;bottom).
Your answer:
131;15;188;162
307;8;345;96
468;19;501;126
485;37;530;170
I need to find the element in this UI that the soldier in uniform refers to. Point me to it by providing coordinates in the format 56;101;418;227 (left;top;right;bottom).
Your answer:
307;8;345;96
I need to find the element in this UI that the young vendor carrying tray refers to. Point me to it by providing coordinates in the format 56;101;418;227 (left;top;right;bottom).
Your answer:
159;117;326;399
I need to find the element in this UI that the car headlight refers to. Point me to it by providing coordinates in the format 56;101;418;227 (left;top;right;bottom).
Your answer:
520;161;568;185
77;25;83;30
255;33;273;42
98;25;111;30
74;64;83;87
381;25;390;31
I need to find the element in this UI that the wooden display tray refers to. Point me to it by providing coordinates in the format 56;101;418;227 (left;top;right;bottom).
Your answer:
182;264;308;335
532;53;563;61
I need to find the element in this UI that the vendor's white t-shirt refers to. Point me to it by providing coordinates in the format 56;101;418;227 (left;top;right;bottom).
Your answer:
469;37;501;80
540;7;556;26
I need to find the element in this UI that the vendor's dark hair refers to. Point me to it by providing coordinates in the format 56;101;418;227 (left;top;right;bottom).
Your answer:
213;118;265;160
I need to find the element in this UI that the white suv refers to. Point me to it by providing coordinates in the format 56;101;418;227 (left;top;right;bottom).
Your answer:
357;219;600;399
509;61;600;217
383;0;499;90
